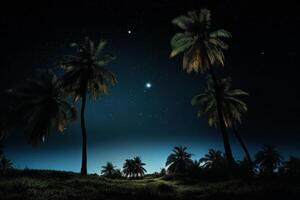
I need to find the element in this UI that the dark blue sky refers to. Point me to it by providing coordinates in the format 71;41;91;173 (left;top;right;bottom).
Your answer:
1;0;300;174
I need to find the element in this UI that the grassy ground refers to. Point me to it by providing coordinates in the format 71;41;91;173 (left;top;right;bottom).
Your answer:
0;169;299;200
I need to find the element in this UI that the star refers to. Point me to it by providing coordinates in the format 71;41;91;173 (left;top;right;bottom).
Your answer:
145;82;152;89
128;30;132;34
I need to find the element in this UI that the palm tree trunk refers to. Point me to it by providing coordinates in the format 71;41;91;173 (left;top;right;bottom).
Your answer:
233;124;252;164
208;68;235;167
80;87;88;176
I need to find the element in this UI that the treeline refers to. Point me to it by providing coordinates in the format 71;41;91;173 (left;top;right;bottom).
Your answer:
100;145;300;182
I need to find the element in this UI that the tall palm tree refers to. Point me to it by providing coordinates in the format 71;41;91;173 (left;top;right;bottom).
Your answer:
60;37;117;175
165;146;193;176
191;77;252;163
200;149;226;169
8;70;76;144
133;156;147;177
101;162;116;177
255;145;283;176
170;9;234;165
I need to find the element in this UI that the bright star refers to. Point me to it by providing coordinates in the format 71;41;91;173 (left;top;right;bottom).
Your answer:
145;82;152;89
128;30;132;34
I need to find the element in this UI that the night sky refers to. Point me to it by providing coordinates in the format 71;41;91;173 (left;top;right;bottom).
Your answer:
0;0;299;174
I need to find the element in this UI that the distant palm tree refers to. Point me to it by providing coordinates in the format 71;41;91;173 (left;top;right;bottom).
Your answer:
60;37;117;175
192;77;252;163
123;159;135;178
200;149;226;169
8;70;76;144
122;157;147;178
170;9;234;165
113;169;122;178
0;155;13;174
101;162;116;177
188;160;202;178
166;146;193;176
133;157;147;177
255;145;283;176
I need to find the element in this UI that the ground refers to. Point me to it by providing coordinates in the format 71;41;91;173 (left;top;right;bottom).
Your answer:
0;170;299;200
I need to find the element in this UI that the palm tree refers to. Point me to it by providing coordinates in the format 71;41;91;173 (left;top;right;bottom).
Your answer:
8;70;76;144
170;9;234;165
165;146;193;176
60;37;117;175
191;77;252;163
123;159;135;178
133;156;147;177
255;145;283;176
101;162;116;177
0;155;13;174
200;149;226;169
113;169;122;178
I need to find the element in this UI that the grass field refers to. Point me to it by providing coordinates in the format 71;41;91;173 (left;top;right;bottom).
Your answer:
0;169;299;200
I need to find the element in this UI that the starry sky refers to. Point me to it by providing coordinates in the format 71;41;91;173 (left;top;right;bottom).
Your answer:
0;0;299;174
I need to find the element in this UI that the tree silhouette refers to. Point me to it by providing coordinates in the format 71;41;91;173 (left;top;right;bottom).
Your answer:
123;157;147;178
170;9;234;166
192;77;252;163
101;162;116;177
166;146;193;176
8;69;76;144
0;155;13;174
133;156;147;177
200;149;226;169
60;37;117;175
255;145;283;176
123;159;135;178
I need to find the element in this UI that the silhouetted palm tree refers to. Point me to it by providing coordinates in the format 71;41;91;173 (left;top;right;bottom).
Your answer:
8;70;76;144
166;146;193;176
133;156;147;177
192;77;252;163
255;145;283;176
101;162;116;177
0;155;13;174
113;169;122;178
122;157;147;178
123;159;135;178
170;9;234;165
60;37;117;175
188;160;202;178
200;149;226;169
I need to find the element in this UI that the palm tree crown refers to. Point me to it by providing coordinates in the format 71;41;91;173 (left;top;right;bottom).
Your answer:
166;146;193;175
101;162;116;177
8;70;76;144
170;9;231;73
122;157;147;178
255;145;283;175
192;77;248;128
60;37;117;100
200;149;226;169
